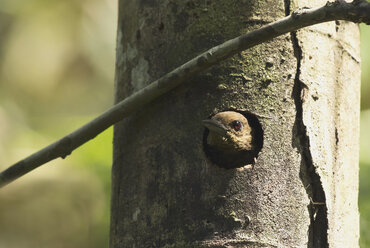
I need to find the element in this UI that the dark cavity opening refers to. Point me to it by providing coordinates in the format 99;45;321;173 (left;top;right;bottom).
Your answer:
203;110;263;169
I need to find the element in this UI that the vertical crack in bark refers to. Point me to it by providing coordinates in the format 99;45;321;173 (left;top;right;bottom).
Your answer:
283;0;290;16
291;32;329;248
284;1;328;247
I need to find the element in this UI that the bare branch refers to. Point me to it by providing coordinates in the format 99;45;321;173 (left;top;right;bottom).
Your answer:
0;0;369;188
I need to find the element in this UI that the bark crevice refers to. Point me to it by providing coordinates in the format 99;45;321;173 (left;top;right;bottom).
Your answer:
284;0;329;247
291;31;328;248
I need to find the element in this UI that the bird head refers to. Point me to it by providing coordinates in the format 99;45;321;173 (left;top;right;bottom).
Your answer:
202;111;253;152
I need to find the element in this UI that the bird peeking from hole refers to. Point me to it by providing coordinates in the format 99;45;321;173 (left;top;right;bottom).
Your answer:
202;111;258;169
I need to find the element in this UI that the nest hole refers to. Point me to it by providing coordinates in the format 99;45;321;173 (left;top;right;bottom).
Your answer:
203;110;263;169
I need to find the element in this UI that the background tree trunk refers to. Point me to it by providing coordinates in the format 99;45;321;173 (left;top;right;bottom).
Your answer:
111;0;360;247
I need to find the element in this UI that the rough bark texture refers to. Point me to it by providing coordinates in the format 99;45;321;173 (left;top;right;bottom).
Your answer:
291;0;360;247
111;0;359;247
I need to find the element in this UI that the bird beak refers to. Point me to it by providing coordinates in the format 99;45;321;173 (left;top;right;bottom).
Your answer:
202;119;228;137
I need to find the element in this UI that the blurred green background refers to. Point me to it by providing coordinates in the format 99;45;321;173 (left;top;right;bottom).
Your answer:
0;1;369;247
0;0;115;247
360;24;370;247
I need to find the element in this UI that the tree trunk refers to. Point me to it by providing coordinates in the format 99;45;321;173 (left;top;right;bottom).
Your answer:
110;0;360;247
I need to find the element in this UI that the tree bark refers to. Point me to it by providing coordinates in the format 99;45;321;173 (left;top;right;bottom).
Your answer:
111;0;360;247
291;0;360;246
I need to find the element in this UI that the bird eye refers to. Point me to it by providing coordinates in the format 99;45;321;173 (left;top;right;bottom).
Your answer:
231;120;243;131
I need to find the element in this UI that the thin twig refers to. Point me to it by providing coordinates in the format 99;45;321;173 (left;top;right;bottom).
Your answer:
0;0;369;188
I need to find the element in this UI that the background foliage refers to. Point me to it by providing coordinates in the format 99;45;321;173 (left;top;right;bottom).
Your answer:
0;0;369;247
360;24;370;248
0;0;115;247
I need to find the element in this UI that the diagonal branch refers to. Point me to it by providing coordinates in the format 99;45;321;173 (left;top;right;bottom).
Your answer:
0;0;369;188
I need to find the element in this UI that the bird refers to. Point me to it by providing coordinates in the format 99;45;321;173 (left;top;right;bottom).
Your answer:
202;111;257;169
